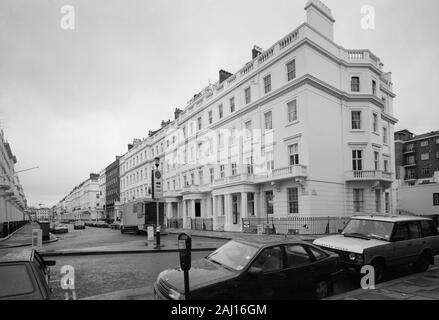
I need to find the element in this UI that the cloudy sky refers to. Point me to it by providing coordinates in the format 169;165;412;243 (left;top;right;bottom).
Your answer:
1;0;438;207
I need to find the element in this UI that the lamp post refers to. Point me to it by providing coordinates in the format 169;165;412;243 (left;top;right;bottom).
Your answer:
153;157;162;249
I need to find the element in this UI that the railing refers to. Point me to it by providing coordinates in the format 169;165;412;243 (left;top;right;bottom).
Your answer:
191;218;213;231
239;62;254;76
242;216;351;235
347;50;364;60
346;170;393;181
255;165;307;182
258;47;274;64
216;216;225;231
278;30;299;50
167;218;183;229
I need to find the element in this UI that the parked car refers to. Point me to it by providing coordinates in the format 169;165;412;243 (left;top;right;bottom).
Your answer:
50;223;69;234
73;221;85;230
110;221;121;230
313;215;439;282
154;238;341;300
0;248;56;300
95;221;109;228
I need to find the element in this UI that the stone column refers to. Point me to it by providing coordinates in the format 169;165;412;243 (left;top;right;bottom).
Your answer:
241;192;248;220
212;195;217;230
182;200;187;229
224;194;231;231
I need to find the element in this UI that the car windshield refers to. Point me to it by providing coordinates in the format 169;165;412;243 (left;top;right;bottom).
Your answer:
342;219;394;241
207;241;259;271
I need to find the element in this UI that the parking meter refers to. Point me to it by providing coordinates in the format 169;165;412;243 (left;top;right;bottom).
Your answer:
178;233;192;271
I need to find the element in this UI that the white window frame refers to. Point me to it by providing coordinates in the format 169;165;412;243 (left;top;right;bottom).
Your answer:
287;100;298;123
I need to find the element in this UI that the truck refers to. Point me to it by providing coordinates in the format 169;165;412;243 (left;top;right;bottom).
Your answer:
120;200;166;234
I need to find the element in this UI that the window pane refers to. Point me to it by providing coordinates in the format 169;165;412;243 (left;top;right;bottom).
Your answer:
285;245;312;267
252;247;283;273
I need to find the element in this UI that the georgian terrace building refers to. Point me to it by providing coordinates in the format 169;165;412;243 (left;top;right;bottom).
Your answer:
0;128;28;237
120;0;397;233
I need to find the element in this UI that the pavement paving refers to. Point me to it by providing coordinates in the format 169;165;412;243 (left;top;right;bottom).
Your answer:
0;222;57;249
80;286;155;300
328;265;439;300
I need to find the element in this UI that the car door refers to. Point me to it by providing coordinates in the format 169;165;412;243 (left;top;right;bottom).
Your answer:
421;220;439;255
245;246;287;300
390;223;412;266
283;244;315;299
406;221;423;263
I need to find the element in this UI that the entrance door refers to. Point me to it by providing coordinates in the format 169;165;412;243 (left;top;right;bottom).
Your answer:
195;202;201;218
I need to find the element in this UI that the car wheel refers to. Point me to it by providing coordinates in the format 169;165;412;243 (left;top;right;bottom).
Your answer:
371;260;385;283
121;227;125;234
315;280;330;299
414;253;430;273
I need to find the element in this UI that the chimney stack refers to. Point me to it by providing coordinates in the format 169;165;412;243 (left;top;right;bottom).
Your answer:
304;0;335;41
252;45;263;59
219;70;233;83
174;108;183;120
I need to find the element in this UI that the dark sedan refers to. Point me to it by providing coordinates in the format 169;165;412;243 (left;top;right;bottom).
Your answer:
0;248;56;300
154;238;341;300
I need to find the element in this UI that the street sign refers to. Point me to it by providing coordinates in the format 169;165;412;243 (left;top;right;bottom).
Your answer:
153;170;163;199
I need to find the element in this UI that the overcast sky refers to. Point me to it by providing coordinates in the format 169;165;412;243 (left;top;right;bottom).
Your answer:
1;0;438;207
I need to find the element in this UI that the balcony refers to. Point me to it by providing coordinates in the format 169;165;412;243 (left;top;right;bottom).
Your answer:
403;148;416;154
403;162;417;167
214;174;255;188
345;170;393;182
0;176;11;190
254;165;308;184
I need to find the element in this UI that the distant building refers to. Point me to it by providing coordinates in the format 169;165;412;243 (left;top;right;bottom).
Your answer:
394;129;439;218
105;157;120;221
395;129;439;185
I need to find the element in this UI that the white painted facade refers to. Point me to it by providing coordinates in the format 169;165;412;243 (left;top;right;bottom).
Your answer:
119;0;397;232
0;128;27;231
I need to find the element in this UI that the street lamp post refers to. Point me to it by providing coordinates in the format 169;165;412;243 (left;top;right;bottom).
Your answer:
153;157;162;249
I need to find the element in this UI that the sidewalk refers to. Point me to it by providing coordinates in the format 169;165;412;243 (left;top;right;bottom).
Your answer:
166;228;323;242
0;222;58;249
328;266;439;300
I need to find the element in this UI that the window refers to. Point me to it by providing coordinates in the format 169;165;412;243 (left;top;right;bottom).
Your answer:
244;87;251;104
218;104;223;119
375;189;381;213
372;80;377;95
309;246;328;261
433;193;439;206
287;100;297;123
285;245;312;267
264;111;272;131
198;170;203;185
421;220;437;237
182;127;186;139
373;113;378;132
353;189;364;213
265;191;274;215
197;117;202;131
263;75;271;94
393;223;409;241
351;111;361;130
265;151;274;171
287;60;296;81
421;153;430;161
230;97;235;113
289;144;299;166
406;168;416;180
352;150;363;171
247;157;254;174
288;188;299;214
231;162;237;176
245;121;252;139
210;168;214;183
421;140;429;147
252;247;283;273
220;165;225;178
436;151;439;159
408;222;421;239
422;167;431;176
218;132;224;149
385;192;390;213
384;159;389;173
248;193;255;216
383;127;388;144
351;76;360;92
191;173;195;185
230;128;236;145
374;152;380;171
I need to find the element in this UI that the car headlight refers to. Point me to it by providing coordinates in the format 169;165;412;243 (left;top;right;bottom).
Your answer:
349;253;357;261
168;288;183;300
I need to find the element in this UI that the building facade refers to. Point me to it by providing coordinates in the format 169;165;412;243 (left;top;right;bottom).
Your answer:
395;130;439;185
105;157;120;221
56;173;100;220
118;0;398;233
97;168;106;220
0;128;28;237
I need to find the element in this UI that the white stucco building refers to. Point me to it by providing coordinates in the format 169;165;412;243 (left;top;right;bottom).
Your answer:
56;173;101;220
0;128;28;237
119;0;397;233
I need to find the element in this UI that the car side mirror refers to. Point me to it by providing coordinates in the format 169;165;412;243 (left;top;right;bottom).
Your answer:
45;260;56;266
248;266;263;276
